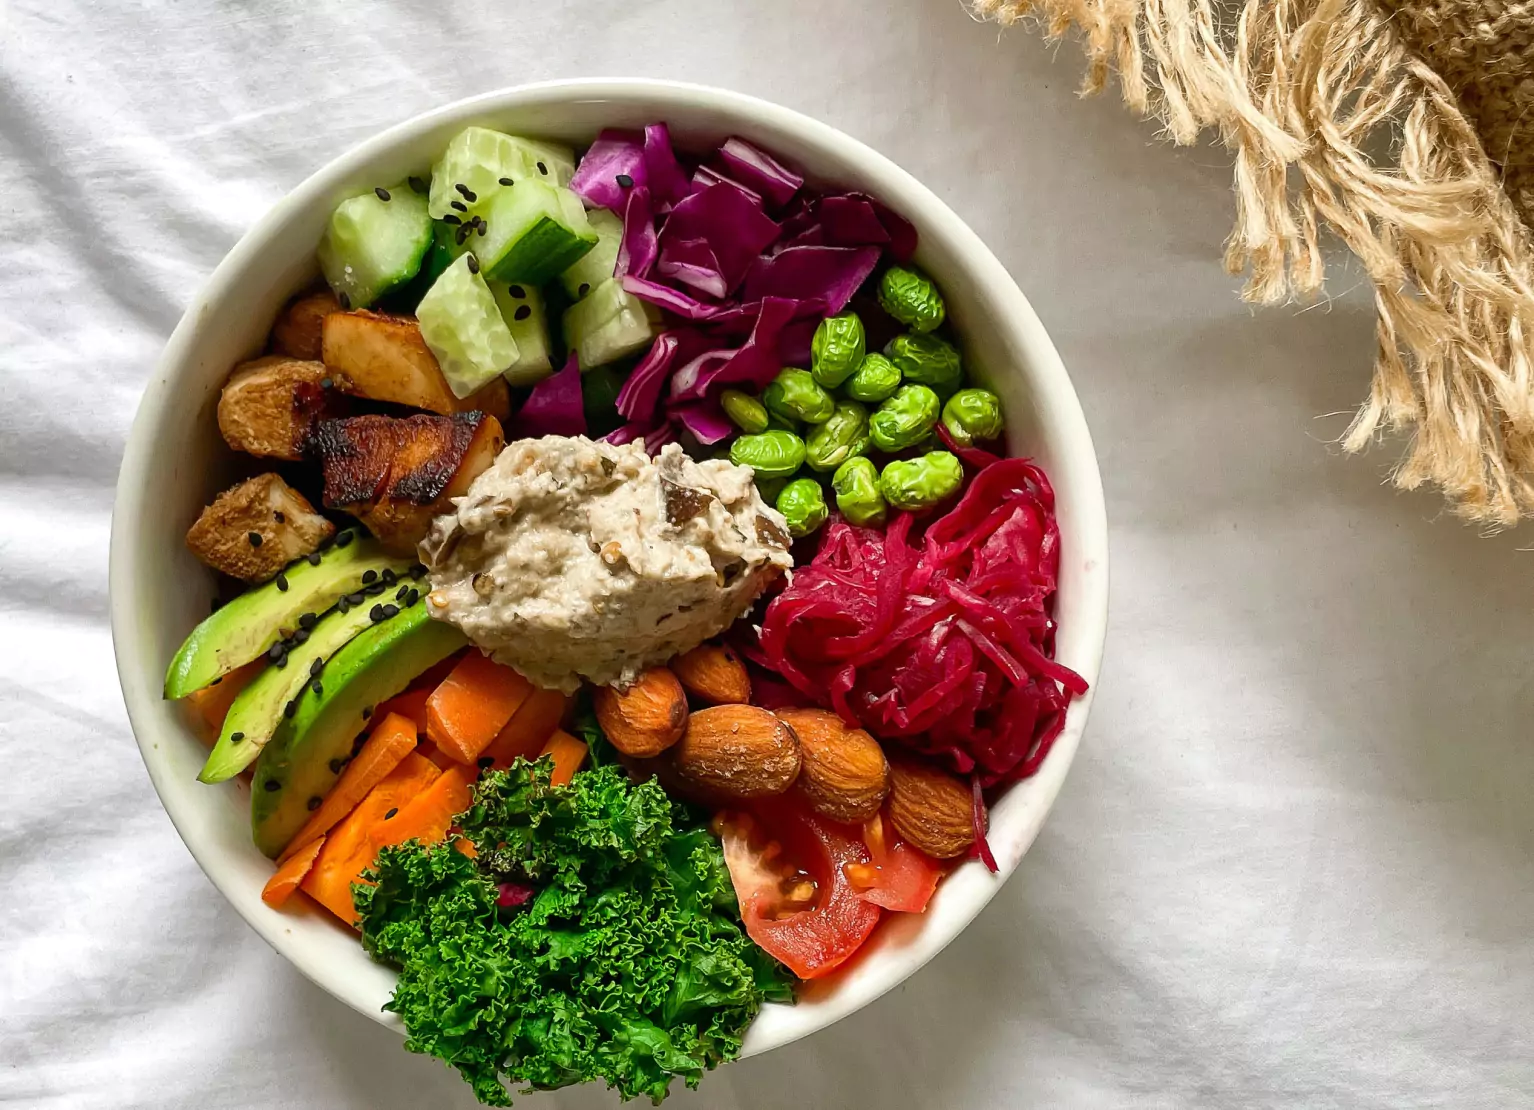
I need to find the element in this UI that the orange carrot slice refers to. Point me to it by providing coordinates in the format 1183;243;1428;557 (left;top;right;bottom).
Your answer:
539;729;588;787
371;766;474;853
261;835;325;909
426;652;533;765
484;687;569;769
374;687;432;734
185;658;264;741
277;711;419;863
301;751;441;926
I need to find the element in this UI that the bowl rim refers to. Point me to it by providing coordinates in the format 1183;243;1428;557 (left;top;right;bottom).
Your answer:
110;76;1108;1060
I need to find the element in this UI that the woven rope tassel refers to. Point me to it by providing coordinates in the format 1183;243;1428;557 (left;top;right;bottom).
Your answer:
976;0;1534;527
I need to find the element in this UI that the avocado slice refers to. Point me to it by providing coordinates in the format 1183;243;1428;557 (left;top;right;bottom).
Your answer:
164;532;415;699
250;601;466;858
199;584;422;784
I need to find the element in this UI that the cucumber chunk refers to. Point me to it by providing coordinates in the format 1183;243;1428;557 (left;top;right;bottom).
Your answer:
560;208;623;300
417;254;520;398
564;277;661;369
428;126;535;220
491;282;555;385
474;178;598;286
378;220;463;313
508;137;576;188
317;183;432;309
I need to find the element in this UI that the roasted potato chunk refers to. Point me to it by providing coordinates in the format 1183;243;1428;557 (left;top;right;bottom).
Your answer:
312;412;503;553
217;356;338;460
320;310;510;420
186;473;335;582
270;289;341;361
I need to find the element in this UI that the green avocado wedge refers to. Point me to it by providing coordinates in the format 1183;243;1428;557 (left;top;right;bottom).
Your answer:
199;597;396;784
164;533;414;699
250;601;467;859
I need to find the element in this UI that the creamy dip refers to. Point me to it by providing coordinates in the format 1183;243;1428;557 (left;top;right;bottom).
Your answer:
420;437;792;692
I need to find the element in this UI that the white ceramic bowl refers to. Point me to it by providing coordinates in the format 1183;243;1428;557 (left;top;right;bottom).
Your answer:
110;79;1108;1059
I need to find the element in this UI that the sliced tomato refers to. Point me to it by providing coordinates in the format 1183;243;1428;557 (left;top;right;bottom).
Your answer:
846;814;943;913
716;796;882;980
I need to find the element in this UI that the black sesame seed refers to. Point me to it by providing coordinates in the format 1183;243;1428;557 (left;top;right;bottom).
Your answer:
347;591;364;606
384;807;399;820
336;530;353;548
248;531;263;547
467;254;480;275
267;644;286;663
311;680;323;696
450;199;468;213
361;707;373;720
536;161;548;176
456;224;471;245
275;573;288;592
338;291;352;310
274;654;288;669
367;581;386;596
381;604;399;619
264;780;281;792
405;588;420;606
308;796;322;811
306;552;322;567
409;562;428;578
408;176;428;194
508;285;525;298
329;757;345;773
514;304;531;322
353;732;368;753
455;183;476;201
498;176;515;187
616;173;633;188
361;570;377;585
370;604;385;621
209;676;223;686
229;731;245;743
284;701;297;719
381;569;397;585
443;213;462;226
477;222;486;237
337;597;350;613
310;658;324;677
577;283;590;298
374;186;391;202
477;757;495;770
292;629;309;645
396;584;410;601
320;377;333;390
299;612;318;630
274;511;286;523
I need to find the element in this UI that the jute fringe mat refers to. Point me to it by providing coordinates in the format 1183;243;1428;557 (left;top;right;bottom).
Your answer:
974;0;1534;528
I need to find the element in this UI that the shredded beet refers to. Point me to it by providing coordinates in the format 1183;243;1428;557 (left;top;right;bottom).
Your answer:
758;456;1087;802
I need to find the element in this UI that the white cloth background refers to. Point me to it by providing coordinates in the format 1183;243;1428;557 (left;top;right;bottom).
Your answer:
3;2;1532;1107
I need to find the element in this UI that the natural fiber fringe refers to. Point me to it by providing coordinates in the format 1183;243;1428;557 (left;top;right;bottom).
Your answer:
974;0;1534;526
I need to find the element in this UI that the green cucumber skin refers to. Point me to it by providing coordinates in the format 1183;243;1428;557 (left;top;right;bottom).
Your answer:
163;543;406;700
249;604;467;858
197;601;382;784
488;218;597;286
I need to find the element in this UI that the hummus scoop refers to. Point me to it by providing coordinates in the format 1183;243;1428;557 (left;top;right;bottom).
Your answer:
420;436;792;693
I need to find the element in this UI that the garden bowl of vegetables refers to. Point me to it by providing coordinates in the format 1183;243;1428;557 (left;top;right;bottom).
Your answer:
110;79;1108;1104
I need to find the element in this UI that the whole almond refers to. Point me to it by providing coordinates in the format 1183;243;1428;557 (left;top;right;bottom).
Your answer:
886;758;977;859
671;642;751;704
670;705;800;798
593;667;688;757
776;708;889;823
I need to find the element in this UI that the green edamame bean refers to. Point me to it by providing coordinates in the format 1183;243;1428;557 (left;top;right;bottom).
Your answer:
844;352;903;403
729;430;807;479
878;266;946;333
886;333;962;396
804;401;870;472
831;457;887;527
879;451;964;512
721;389;769;435
810;312;866;389
762;368;835;425
942;388;1004;447
868;384;941;452
776;478;829;538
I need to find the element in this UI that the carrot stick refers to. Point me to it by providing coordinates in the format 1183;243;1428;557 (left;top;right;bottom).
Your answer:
484;688;569;769
371;766;474;853
301;752;441;926
426;652;533;765
261;835;325;909
277;711;418;863
538;729;588;787
185;658;264;741
373;687;431;734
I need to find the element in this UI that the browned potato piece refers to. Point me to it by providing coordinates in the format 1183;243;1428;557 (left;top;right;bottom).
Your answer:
185;473;335;582
270;289;341;360
312;412;504;554
217;356;337;460
320;310;511;421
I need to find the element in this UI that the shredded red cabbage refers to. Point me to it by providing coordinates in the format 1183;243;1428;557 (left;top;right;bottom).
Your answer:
758;456;1087;795
507;354;585;438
